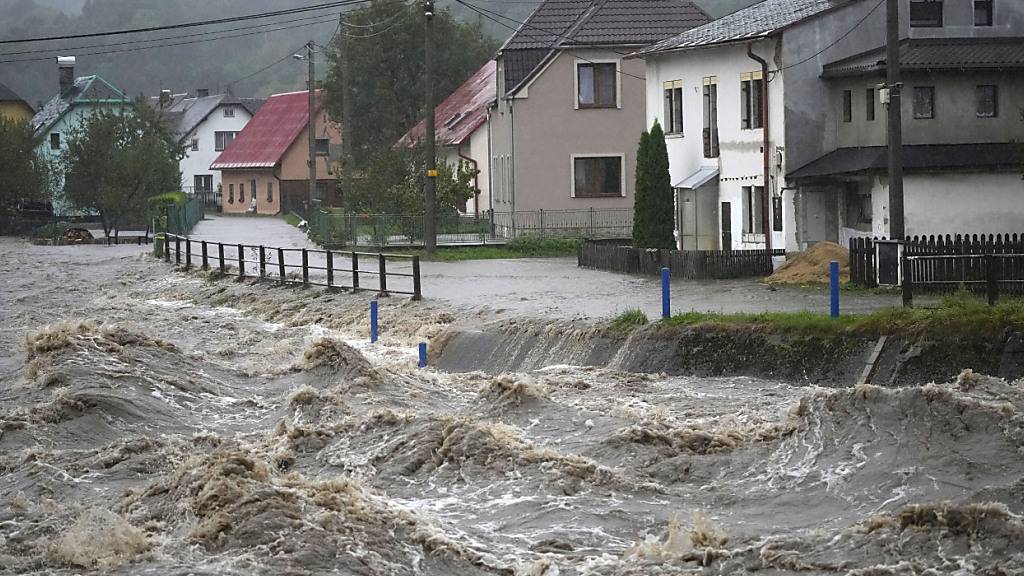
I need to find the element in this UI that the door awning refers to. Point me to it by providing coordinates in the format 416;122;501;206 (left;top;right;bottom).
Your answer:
674;166;719;189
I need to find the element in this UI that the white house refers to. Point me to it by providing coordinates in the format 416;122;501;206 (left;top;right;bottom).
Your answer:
638;0;1024;251
164;91;264;207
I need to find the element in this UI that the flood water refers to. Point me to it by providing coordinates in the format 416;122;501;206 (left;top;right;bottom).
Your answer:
1;239;1022;575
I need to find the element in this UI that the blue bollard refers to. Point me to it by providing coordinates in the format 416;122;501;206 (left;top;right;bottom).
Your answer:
418;342;427;368
661;267;671;320
370;300;379;343
830;260;840;318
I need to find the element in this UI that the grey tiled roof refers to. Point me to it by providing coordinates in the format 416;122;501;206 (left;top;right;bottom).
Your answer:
789;143;1021;179
501;0;711;93
30;75;129;135
638;0;857;55
823;37;1024;77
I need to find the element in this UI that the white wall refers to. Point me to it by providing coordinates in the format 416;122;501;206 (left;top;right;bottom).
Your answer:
644;38;788;250
867;172;1024;237
180;104;253;193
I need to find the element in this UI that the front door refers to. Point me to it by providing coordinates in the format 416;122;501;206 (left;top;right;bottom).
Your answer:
721;201;732;250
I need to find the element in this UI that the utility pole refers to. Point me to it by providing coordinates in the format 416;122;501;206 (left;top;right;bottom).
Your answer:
307;40;317;210
423;0;437;253
886;0;905;240
340;12;353;211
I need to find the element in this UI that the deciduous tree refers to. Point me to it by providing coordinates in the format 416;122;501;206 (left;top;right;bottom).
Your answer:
0;116;51;222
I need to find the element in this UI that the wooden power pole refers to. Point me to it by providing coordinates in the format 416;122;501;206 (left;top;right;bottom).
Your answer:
423;0;437;253
886;0;905;240
307;41;318;210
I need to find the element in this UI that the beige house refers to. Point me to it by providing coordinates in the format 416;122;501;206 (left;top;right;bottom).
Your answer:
489;0;711;216
211;90;341;216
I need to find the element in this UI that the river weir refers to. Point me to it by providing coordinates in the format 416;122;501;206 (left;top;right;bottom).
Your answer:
1;239;1022;575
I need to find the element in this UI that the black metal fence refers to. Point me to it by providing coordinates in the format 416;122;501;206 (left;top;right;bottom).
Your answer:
851;234;1024;289
903;253;1024;307
578;240;785;280
163;234;421;299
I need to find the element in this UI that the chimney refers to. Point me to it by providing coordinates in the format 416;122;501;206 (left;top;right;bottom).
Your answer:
160;89;172;106
57;56;76;95
196;88;210;98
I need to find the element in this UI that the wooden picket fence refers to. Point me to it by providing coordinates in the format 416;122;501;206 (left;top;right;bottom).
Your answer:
851;233;1024;294
578;240;784;279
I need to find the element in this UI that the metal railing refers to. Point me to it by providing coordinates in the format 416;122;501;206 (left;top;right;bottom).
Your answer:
309;208;633;248
163;234;421;299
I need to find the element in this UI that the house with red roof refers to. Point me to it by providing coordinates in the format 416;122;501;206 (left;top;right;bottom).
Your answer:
211;89;341;216
397;60;496;217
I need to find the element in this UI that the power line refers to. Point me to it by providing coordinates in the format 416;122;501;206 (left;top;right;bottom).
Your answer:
0;11;350;58
0;0;373;45
226;42;310;89
0;15;342;64
772;0;886;74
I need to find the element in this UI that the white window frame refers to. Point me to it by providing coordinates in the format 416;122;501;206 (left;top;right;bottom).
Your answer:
569;153;626;199
573;58;622;110
663;80;684;136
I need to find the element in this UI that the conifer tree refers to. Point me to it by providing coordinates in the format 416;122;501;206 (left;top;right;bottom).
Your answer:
632;128;651;247
647;121;676;249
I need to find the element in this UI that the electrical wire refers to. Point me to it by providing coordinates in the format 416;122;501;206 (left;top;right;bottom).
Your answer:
0;0;373;45
772;0;887;74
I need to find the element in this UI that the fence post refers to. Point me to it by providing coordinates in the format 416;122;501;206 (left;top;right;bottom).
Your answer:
986;254;999;306
277;248;286;282
164;235;171;262
539;209;545;238
830;260;840;318
259;246;266;278
218;243;225;273
661;267;671;320
589;207;595;238
201;241;209;270
185;239;192;269
901;256;913;308
352;252;360;290
326;250;335;289
370;300;378;343
302;249;309;285
412;256;422;301
418;342;427;368
238;244;245;277
378;253;388;296
175;236;181;265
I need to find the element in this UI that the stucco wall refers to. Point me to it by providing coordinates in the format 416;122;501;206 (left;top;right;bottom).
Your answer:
492;49;645;213
0;102;33;123
180;103;253;192
865;172;1024;237
279;107;342;181
645;38;787;250
220;170;281;216
834;71;1024;148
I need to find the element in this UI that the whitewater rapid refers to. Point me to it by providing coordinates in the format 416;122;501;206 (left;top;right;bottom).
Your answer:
1;241;1022;575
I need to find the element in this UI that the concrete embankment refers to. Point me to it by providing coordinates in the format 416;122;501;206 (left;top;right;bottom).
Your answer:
435;319;1024;386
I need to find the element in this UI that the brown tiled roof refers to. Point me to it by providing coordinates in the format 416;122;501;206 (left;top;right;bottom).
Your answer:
500;0;710;94
822;37;1024;78
638;0;859;55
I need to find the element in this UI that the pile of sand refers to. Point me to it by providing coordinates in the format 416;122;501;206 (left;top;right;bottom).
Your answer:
768;241;850;285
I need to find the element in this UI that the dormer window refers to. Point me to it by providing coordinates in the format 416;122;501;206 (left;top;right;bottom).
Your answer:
910;0;943;28
443;113;464;128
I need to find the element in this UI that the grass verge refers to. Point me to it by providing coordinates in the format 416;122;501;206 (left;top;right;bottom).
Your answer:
414;236;579;262
610;309;649;333
284;213;303;228
659;294;1024;339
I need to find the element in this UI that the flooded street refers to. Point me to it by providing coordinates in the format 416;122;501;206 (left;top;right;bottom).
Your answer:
1;237;1022;575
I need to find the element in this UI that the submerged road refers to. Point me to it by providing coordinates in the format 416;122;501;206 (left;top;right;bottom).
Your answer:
187;214;901;319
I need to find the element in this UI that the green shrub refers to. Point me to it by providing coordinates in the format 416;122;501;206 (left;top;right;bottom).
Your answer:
611;309;649;332
505;235;579;256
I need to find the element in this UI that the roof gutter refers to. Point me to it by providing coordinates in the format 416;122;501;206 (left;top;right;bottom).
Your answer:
747;42;772;252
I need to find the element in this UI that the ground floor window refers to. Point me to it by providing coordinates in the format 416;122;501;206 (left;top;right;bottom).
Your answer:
267;181;274;203
572;155;623;198
239;183;245;203
194;174;213;193
228;183;235;204
742;186;764;235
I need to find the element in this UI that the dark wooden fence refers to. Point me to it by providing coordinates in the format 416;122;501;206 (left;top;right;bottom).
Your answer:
851;234;1024;290
903;254;1024;306
164;234;421;299
578;241;784;280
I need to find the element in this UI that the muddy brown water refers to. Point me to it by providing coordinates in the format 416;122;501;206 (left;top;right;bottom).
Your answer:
1;240;1022;575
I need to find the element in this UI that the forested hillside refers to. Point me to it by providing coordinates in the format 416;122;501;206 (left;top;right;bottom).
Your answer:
0;0;756;106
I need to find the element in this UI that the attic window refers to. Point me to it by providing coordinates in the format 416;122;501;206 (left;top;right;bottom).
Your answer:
910;0;943;28
443;113;464;129
223;106;235;118
50;133;61;150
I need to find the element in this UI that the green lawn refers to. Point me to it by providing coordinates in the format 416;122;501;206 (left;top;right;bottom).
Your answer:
657;293;1024;339
411;236;580;262
284;213;303;228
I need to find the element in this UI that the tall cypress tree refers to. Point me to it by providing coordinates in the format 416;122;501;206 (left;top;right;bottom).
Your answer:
647;121;676;249
632;128;651;248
